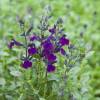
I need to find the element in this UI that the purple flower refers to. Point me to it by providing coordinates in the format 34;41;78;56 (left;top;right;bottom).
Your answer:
12;39;22;46
49;28;56;34
60;48;66;55
8;39;22;49
47;35;56;41
42;40;54;51
28;47;37;55
8;41;14;49
47;64;56;72
54;43;62;53
42;49;50;57
47;53;56;62
21;60;32;69
49;25;56;34
59;36;69;46
30;35;38;41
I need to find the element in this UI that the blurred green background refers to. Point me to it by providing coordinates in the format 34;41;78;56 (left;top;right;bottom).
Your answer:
0;0;100;99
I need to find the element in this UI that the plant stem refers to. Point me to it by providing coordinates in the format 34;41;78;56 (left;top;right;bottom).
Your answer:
24;33;28;58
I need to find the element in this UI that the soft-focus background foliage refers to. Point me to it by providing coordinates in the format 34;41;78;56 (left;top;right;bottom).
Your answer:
0;0;100;100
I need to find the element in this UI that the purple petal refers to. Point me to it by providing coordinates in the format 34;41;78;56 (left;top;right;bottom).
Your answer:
54;44;62;53
47;53;56;62
21;60;32;69
47;64;56;72
49;28;56;34
28;47;37;55
13;39;22;46
42;40;54;51
59;36;69;46
47;35;56;41
30;35;37;41
42;49;50;57
60;48;66;55
8;41;14;49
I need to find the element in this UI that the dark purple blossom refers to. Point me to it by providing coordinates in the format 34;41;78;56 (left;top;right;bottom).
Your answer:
21;60;32;69
42;40;54;51
46;53;56;62
49;25;56;34
47;35;56;41
59;36;69;46
42;49;50;57
47;64;56;72
30;35;38;41
8;41;14;49
49;28;56;34
54;43;62;53
8;39;22;49
60;48;66;55
28;47;37;55
12;39;22;46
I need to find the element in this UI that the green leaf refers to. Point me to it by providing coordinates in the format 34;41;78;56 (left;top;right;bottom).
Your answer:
0;51;9;56
48;74;59;82
85;51;95;59
39;97;46;100
0;78;6;86
5;95;13;100
10;70;22;77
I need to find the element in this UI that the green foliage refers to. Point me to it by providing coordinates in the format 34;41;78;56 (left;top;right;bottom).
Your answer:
0;0;100;100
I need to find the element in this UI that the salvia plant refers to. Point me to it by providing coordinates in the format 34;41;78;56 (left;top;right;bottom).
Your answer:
8;6;86;100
